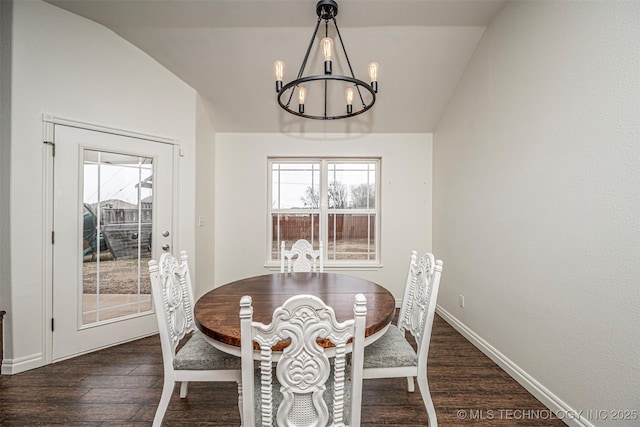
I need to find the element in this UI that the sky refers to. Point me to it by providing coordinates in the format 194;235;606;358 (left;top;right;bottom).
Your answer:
272;162;376;209
83;162;153;205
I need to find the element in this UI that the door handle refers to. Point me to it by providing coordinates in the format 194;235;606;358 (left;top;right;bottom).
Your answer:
162;244;170;251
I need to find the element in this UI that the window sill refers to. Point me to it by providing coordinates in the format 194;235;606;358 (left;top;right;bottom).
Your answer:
264;263;383;272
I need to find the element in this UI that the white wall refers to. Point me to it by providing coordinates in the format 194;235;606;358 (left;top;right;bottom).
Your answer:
194;96;216;299
433;1;640;425
214;133;432;301
0;1;13;332
4;0;198;372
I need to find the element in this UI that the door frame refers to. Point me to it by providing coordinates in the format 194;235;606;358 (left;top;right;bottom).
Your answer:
42;114;181;364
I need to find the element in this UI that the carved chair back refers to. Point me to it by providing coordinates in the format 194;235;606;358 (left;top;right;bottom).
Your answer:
240;293;367;427
281;239;324;272
149;250;196;361
397;250;444;366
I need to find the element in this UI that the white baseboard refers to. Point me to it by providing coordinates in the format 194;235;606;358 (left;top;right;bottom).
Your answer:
51;331;159;364
1;352;44;375
1;332;158;375
435;305;595;427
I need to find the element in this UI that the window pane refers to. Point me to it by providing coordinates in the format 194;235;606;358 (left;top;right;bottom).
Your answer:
272;163;320;209
327;214;376;260
327;163;376;209
82;150;153;325
271;213;320;260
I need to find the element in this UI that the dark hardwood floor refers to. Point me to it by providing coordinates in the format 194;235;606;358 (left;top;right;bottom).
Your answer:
0;314;564;426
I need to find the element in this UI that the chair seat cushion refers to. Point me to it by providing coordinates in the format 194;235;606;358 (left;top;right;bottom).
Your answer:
174;331;241;370
363;325;417;368
256;365;353;426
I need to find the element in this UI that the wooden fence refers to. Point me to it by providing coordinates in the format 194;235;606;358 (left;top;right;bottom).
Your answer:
273;214;375;240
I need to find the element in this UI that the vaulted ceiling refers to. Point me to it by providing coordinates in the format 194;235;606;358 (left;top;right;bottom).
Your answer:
45;0;506;133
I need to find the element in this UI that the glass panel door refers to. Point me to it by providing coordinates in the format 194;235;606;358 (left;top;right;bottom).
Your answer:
52;125;174;361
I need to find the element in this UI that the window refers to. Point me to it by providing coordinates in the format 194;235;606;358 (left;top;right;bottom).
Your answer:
269;158;380;267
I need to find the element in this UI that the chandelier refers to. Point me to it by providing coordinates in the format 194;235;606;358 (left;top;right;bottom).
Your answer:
273;0;378;120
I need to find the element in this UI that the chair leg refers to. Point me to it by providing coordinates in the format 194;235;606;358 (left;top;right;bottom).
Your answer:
179;381;189;398
407;376;415;392
416;373;437;427
153;378;175;427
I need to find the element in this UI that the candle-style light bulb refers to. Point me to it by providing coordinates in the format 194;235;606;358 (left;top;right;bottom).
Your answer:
321;37;333;61
345;87;354;114
368;62;379;93
298;86;307;114
321;37;333;74
274;60;285;92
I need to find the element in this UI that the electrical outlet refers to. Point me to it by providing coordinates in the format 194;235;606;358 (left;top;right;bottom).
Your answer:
458;294;465;308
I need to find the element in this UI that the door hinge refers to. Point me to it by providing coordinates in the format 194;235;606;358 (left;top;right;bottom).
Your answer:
43;140;55;157
51;318;54;332
51;231;55;244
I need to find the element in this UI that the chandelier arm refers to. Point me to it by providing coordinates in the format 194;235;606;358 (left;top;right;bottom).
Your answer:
331;16;368;108
285;16;322;109
355;85;367;110
323;15;329;117
284;91;293;109
297;16;323;80
332;17;357;80
324;79;328;118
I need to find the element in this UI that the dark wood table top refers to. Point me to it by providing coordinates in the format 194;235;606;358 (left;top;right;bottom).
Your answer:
194;272;396;351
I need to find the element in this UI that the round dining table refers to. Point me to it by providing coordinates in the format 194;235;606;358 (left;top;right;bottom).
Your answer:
194;272;396;356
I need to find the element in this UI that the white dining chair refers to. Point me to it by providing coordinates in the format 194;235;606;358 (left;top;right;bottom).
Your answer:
362;250;443;427
149;250;242;427
239;293;367;427
280;239;324;272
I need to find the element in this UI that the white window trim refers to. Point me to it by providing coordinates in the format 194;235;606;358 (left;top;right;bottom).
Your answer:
266;157;382;270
